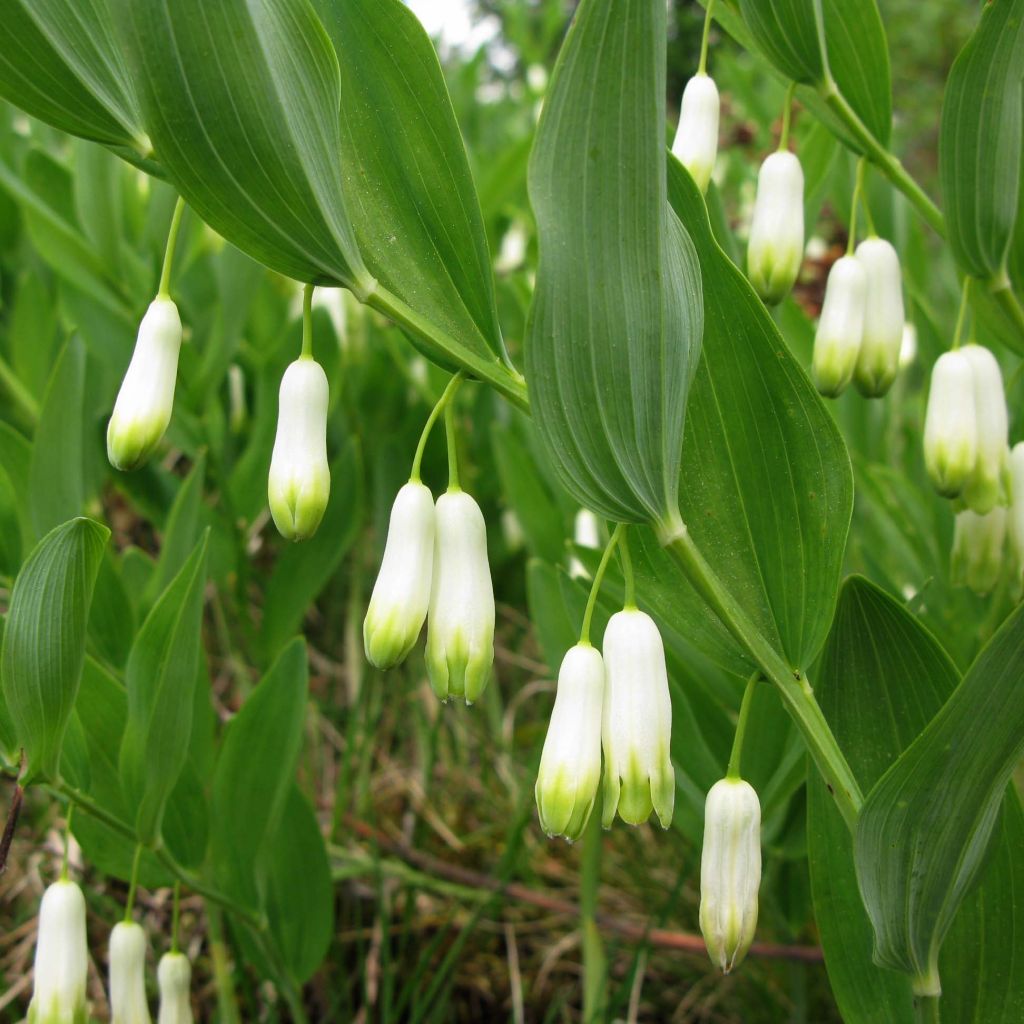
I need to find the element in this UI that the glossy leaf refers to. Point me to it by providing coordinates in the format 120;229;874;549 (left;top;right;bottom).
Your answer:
525;0;703;525
0;518;108;780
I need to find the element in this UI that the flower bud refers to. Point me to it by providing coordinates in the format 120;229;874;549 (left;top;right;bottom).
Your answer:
924;351;977;498
899;321;918;369
109;921;151;1024
267;358;330;541
157;952;193;1024
1008;444;1024;593
952;507;1006;596
699;778;761;974
536;644;605;841
671;73;719;194
425;490;495;704
961;345;1008;515
601;609;674;829
107;298;182;471
812;255;866;397
747;151;804;306
27;880;88;1024
364;481;436;670
853;238;904;397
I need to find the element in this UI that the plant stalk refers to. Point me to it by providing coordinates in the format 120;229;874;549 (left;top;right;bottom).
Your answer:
580;809;606;1022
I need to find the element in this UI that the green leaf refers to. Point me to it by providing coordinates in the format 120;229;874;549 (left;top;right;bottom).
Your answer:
854;598;1024;990
28;335;85;541
0;518;108;780
117;0;371;291
8;271;59;403
87;552;137;668
0;424;33;558
119;532;209;844
524;0;703;525
938;0;1024;280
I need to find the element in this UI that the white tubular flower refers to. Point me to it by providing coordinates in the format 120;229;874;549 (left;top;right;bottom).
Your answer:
157;953;193;1024
924;351;977;498
699;778;762;974
109;922;151;1024
1009;444;1024;593
952;507;1007;596
535;643;605;842
747;151;804;306
671;73;720;194
425;489;495;704
961;345;1009;515
107;298;182;471
569;508;602;579
267;358;330;541
601;609;674;829
812;255;866;398
364;481;436;670
27;880;89;1024
899;321;918;369
853;238;905;397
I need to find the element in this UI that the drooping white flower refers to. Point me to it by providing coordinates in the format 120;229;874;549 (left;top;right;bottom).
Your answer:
924;350;978;499
951;507;1007;596
27;880;89;1024
961;344;1009;515
853;238;905;397
425;489;495;704
1008;444;1024;593
536;643;605;842
107;297;182;471
601;609;674;829
267;357;331;541
699;778;761;974
899;321;918;369
569;508;602;579
109;921;151;1024
156;952;193;1024
671;73;720;194
364;481;436;670
747;151;804;306
812;255;866;397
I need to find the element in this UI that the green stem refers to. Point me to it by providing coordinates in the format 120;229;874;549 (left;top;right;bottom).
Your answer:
206;903;242;1024
580;808;606;1023
410;372;465;482
726;673;759;780
952;277;972;350
157;196;186;298
914;995;941;1024
61;804;73;881
301;283;314;359
579;523;625;646
124;843;144;920
988;271;1024;340
778;81;797;152
698;0;716;76
656;522;862;830
444;399;460;491
847;159;866;256
619;531;636;609
171;881;182;953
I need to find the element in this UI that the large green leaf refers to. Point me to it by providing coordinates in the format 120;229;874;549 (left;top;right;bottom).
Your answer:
938;0;1024;280
808;577;1024;1021
524;0;703;526
0;518;108;780
117;0;371;291
854;598;1024;991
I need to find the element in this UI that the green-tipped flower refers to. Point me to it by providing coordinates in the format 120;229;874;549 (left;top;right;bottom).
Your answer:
109;921;151;1024
535;643;605;842
671;73;719;194
924;350;977;498
961;344;1008;515
853;238;904;397
425;490;495;704
747;151;804;306
107;297;182;471
812;255;866;397
952;507;1007;596
268;357;330;541
601;609;674;829
364;481;436;669
27;880;89;1024
157;952;193;1024
1009;443;1024;596
699;778;761;974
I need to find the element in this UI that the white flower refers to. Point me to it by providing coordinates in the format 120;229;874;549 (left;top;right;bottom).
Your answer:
364;481;436;670
107;298;182;471
268;357;331;541
601;609;674;828
961;344;1009;515
671;73;720;194
699;778;761;974
1009;444;1024;593
425;489;495;704
952;507;1007;596
812;255;866;397
853;238;904;397
109;921;151;1024
569;508;602;579
27;880;88;1024
924;351;978;498
536;644;605;841
899;321;918;369
747;151;804;306
157;952;193;1024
